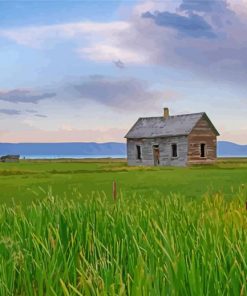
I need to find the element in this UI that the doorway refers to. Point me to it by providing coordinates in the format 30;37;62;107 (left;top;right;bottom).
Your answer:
153;145;160;166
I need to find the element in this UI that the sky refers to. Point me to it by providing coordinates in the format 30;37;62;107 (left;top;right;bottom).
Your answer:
0;0;246;144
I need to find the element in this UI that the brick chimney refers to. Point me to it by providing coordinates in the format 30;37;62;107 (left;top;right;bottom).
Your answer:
163;107;169;119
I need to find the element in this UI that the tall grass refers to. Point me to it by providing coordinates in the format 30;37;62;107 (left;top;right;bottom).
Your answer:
0;189;246;295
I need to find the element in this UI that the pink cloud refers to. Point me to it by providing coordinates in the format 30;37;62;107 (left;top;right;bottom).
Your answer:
219;129;247;145
0;128;127;143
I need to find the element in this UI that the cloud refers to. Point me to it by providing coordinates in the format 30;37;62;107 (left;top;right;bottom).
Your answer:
34;114;47;118
78;44;146;63
25;110;47;118
114;0;247;85
25;109;37;113
113;59;125;69
0;21;130;48
219;128;247;145
0;20;139;64
0;107;48;118
72;0;247;85
0;89;56;104
0;109;21;115
179;0;228;13
0;76;177;114
1;0;247;86
229;0;247;18
142;11;217;38
0;127;127;143
69;75;173;110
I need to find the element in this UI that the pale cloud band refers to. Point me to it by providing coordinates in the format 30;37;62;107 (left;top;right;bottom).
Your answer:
0;127;127;143
0;21;130;48
0;109;21;116
0;89;56;104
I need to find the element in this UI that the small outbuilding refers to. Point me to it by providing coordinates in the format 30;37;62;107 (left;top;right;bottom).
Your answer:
0;155;20;163
125;108;219;166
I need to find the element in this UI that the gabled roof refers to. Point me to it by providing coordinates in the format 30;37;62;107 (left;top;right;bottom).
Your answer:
125;112;219;139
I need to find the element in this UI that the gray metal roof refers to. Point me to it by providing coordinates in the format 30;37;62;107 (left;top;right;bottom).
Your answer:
125;112;219;139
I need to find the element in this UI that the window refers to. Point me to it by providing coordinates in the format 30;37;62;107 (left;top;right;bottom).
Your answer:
200;143;206;158
136;145;142;160
172;144;178;158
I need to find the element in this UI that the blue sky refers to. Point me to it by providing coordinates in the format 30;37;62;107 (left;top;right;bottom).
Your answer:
0;0;246;143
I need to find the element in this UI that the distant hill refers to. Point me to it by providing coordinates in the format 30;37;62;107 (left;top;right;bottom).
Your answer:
0;142;126;156
0;141;246;157
217;141;247;157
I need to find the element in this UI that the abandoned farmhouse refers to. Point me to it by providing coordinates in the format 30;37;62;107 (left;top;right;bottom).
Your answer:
125;108;219;167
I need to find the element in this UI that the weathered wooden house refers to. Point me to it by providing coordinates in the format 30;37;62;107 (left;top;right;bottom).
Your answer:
125;108;219;166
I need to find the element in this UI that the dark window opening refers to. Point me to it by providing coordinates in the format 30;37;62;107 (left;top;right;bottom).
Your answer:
200;143;206;158
136;145;142;160
172;144;178;158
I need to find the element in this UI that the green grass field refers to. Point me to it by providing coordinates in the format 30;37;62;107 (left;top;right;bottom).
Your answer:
0;158;247;204
0;158;247;295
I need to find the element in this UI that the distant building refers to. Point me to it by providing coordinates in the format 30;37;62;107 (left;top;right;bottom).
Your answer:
0;155;20;162
125;108;219;166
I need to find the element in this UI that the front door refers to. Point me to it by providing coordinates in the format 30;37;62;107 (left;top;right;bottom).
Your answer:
153;145;160;166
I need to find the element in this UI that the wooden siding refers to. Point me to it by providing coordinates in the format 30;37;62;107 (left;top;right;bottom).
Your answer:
127;136;188;167
187;117;217;164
